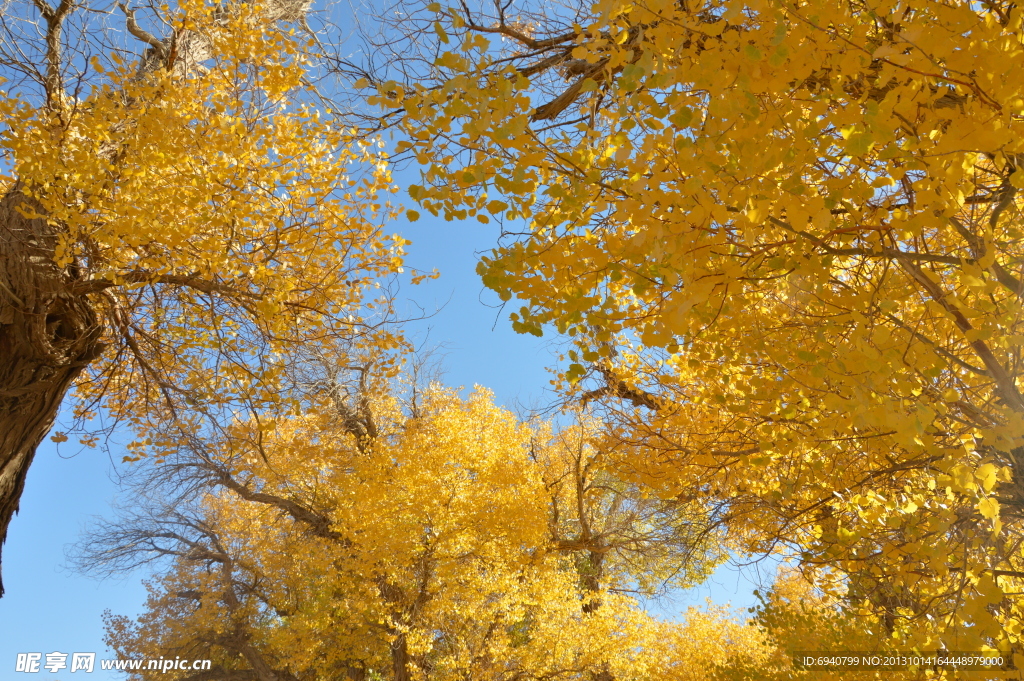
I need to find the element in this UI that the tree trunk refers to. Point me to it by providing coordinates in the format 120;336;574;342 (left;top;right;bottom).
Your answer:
580;550;616;681
390;633;412;681
0;187;105;596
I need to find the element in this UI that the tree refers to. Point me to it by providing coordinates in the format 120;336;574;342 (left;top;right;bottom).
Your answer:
369;0;1024;665
736;567;909;681
0;0;409;594
82;355;757;681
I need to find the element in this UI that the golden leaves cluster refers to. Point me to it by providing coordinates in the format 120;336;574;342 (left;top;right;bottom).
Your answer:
104;385;767;680
1;0;408;438
385;0;1024;666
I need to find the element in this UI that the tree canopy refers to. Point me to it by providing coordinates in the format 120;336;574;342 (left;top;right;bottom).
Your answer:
370;0;1024;665
7;0;1024;674
86;355;760;681
0;0;409;593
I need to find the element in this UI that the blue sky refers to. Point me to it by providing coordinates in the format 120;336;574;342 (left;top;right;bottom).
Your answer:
0;199;774;679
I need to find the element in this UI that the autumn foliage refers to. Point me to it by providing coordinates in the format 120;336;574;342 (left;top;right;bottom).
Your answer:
374;0;1024;670
0;0;406;591
6;0;1024;676
93;366;766;680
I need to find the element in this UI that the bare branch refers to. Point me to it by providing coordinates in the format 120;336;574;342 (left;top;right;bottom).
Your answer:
34;0;75;110
117;3;167;59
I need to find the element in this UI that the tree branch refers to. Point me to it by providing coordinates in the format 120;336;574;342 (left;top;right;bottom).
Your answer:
894;253;1024;412
117;3;168;60
34;0;75;110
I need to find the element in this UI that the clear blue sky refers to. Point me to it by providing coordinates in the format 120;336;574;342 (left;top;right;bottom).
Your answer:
0;192;774;678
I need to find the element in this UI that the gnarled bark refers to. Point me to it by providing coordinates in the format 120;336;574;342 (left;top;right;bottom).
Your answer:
0;0;316;597
0;188;105;596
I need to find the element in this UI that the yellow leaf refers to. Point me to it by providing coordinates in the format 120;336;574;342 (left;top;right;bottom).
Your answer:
978;497;999;519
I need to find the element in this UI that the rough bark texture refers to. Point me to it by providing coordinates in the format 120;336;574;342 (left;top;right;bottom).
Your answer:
0;187;105;596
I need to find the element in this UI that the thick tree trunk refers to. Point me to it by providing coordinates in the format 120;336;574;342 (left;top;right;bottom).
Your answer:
390;634;412;681
0;187;105;596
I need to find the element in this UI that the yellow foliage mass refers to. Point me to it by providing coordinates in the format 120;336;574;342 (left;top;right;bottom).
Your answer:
102;383;766;680
386;0;1024;667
